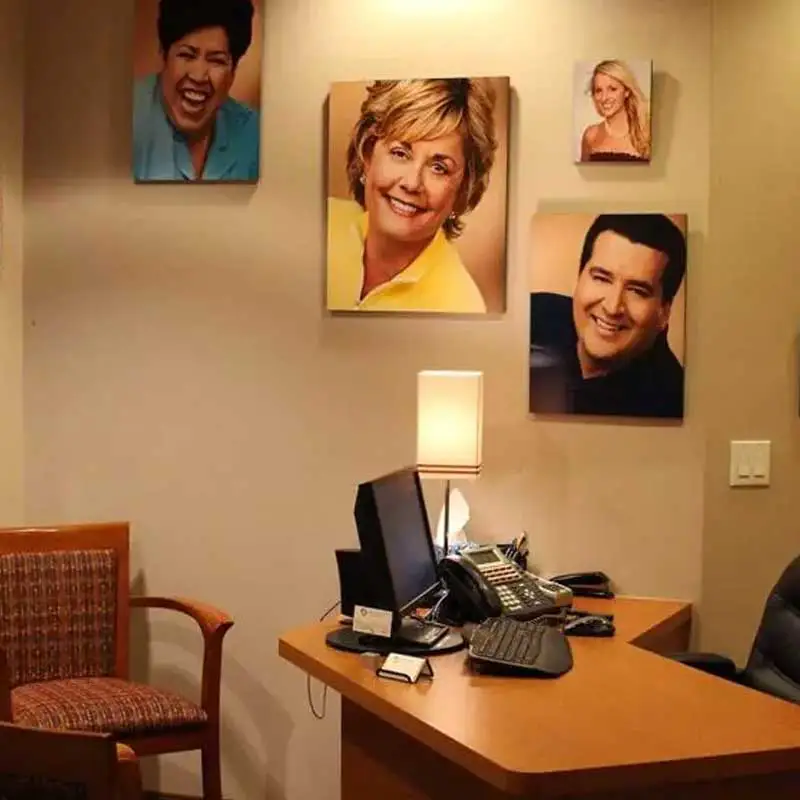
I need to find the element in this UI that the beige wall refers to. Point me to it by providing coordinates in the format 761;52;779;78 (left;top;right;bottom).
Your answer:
0;0;24;525
21;0;772;798
700;0;800;660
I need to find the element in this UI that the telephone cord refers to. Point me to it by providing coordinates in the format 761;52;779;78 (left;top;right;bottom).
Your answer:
306;600;340;720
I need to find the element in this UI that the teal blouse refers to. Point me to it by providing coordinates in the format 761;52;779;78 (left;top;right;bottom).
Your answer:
132;74;260;182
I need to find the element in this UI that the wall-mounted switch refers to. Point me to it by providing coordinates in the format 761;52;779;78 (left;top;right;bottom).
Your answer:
729;440;771;487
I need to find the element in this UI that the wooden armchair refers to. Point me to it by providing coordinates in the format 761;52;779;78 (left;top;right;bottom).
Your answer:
0;522;234;800
0;721;143;800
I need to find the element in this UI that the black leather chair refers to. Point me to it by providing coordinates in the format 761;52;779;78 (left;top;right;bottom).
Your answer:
670;555;800;704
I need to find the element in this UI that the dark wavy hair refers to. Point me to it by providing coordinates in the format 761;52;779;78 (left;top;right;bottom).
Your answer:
157;0;254;66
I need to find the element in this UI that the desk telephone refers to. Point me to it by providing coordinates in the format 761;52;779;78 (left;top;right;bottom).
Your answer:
438;545;573;623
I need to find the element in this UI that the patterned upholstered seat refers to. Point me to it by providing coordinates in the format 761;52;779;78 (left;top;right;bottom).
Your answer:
13;677;207;736
0;523;233;800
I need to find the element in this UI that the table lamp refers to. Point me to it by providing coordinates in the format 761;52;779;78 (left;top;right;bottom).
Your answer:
416;370;484;558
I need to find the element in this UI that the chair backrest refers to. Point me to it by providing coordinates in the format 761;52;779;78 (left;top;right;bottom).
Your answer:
0;523;130;689
0;721;119;800
743;554;800;703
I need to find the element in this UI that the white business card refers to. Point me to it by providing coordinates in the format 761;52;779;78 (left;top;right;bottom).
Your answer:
352;605;393;638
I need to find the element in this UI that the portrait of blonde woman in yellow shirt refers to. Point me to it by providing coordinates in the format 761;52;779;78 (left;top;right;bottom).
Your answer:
326;78;502;314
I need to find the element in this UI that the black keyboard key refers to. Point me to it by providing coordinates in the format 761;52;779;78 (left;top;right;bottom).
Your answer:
510;628;528;662
523;628;544;664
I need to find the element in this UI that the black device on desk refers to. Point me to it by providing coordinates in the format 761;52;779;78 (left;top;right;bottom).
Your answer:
439;545;573;623
563;610;615;637
550;570;614;598
467;617;573;677
327;467;465;656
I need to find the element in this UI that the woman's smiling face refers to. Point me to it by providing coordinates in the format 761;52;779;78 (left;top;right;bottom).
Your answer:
592;72;628;120
160;26;236;137
362;131;466;247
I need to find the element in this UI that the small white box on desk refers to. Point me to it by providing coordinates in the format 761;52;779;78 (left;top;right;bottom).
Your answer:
377;653;434;684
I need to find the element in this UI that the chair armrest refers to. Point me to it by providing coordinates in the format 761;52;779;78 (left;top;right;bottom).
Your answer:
130;596;233;639
668;651;741;681
130;596;234;720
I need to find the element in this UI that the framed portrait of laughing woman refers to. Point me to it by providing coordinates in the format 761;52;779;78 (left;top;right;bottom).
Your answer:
326;77;510;314
132;0;263;182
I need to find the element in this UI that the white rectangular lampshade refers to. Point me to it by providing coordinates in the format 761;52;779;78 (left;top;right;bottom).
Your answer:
417;370;483;479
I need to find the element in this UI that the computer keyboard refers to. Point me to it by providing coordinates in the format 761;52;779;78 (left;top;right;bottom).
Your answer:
468;617;573;677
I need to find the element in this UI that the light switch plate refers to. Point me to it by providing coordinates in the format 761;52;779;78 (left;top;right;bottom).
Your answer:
729;440;771;487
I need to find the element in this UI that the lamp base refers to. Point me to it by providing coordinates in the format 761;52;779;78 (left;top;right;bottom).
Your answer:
434;482;474;558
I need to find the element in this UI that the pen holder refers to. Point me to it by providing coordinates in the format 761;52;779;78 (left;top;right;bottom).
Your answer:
498;543;528;571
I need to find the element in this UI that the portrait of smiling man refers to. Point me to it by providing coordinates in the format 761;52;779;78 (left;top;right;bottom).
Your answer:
326;77;510;314
529;213;687;419
132;0;261;182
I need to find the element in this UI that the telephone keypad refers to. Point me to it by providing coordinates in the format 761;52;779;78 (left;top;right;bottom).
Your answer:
454;544;573;622
481;562;563;620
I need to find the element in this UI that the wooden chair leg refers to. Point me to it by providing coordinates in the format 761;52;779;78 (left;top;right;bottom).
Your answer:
116;744;144;800
201;734;222;800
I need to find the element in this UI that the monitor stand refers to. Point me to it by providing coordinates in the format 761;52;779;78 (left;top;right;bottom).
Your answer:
394;615;450;646
326;619;465;656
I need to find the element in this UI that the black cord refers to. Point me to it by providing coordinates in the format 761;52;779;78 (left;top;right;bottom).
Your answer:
306;600;341;720
319;600;340;621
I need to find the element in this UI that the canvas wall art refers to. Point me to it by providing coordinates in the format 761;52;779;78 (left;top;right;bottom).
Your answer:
573;59;652;164
529;212;687;419
132;0;263;182
326;77;510;315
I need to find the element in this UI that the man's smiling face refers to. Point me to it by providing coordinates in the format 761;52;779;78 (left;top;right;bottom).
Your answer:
573;230;671;378
160;26;235;138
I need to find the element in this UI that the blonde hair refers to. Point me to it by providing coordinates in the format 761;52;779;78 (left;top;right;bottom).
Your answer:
346;78;498;239
589;60;651;159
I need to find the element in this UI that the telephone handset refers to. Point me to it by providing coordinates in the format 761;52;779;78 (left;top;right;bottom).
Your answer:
438;545;573;624
439;556;503;623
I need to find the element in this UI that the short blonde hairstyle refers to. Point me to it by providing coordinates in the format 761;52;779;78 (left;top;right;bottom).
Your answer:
346;78;498;239
589;60;651;159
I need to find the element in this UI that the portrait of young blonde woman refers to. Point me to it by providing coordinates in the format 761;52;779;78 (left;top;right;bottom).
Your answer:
326;77;509;314
574;59;652;164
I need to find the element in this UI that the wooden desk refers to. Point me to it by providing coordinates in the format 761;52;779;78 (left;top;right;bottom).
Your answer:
279;597;800;798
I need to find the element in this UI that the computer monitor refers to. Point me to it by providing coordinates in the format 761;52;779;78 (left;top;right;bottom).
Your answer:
354;466;441;621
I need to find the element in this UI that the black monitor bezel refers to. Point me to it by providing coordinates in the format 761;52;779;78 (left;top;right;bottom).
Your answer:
354;466;441;617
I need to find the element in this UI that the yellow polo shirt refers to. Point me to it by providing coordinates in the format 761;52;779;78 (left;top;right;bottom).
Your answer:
326;198;487;313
